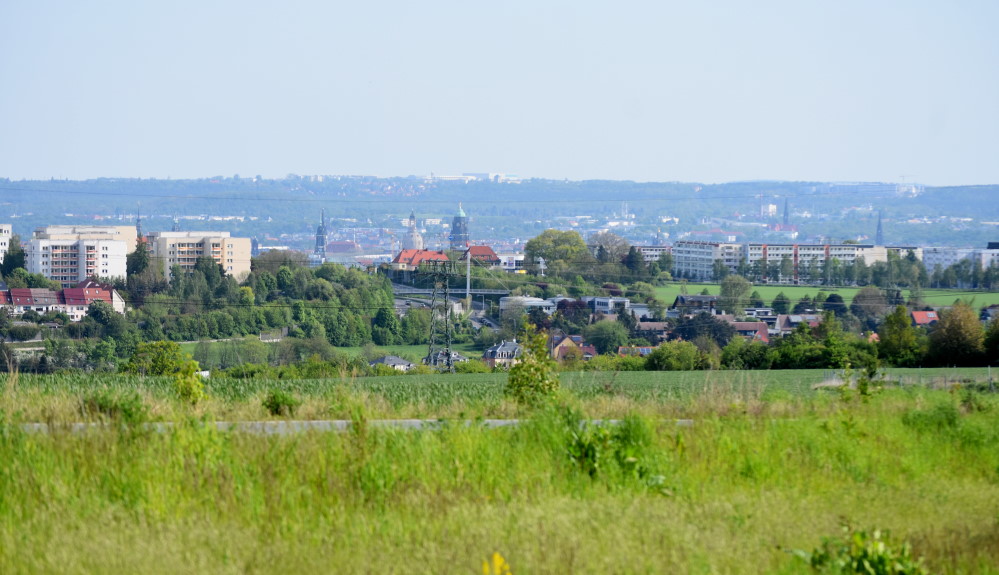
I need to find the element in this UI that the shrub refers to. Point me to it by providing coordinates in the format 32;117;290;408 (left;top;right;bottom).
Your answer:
263;389;301;417
506;327;559;406
174;358;206;405
902;403;959;433
795;523;928;574
80;388;148;426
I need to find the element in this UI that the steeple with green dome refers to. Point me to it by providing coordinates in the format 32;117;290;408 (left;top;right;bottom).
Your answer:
449;203;469;249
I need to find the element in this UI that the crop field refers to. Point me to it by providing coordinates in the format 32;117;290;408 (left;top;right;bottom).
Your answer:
654;282;999;308
3;369;999;573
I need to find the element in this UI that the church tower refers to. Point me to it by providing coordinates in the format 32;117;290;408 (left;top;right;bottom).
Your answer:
449;203;469;250
314;208;327;259
875;211;884;245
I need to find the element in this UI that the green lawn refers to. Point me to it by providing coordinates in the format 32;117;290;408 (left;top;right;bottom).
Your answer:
655;282;999;308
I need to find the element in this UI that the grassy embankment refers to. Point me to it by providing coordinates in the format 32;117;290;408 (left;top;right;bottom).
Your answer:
2;370;999;573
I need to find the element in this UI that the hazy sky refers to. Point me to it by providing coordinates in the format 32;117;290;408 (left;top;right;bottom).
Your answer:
2;1;997;185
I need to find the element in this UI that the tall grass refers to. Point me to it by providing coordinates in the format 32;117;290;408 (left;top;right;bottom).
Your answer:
2;389;999;573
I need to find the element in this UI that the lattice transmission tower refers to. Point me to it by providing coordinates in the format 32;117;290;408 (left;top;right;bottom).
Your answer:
418;260;460;373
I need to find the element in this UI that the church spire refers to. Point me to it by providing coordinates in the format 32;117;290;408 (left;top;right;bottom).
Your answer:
875;210;884;245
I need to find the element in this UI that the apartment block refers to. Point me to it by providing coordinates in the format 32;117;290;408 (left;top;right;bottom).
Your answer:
0;224;11;264
672;241;742;280
26;226;133;288
672;240;923;283
145;231;252;279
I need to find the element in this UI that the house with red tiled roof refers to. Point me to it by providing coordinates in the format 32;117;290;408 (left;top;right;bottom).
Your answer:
910;310;939;327
1;279;125;321
728;320;770;343
390;249;449;271
460;245;500;266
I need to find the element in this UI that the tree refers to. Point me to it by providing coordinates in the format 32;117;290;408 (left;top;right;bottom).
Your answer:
712;259;730;281
122;341;190;376
878;305;923;367
371;307;402;346
985;317;999;365
928;301;985;366
584;321;629;355
645;340;702;371
771;292;791;315
0;234;24;277
850;286;888;329
718;275;751;314
671;312;736;348
524;229;592;279
126;240;151;276
779;255;794;282
822;293;848;317
589;231;630;264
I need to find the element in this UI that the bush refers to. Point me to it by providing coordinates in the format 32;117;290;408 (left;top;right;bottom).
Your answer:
263;389;301;417
174;358;206;405
902;403;960;433
506;328;559;406
795;523;928;574
80;388;148;426
7;325;40;342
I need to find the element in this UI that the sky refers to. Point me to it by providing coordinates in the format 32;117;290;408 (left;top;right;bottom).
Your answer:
1;1;997;185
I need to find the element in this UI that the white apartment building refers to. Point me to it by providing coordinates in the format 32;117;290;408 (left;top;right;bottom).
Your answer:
26;226;133;288
636;245;672;264
145;231;252;279
923;246;999;272
672;241;742;280
0;224;11;264
672;240;923;282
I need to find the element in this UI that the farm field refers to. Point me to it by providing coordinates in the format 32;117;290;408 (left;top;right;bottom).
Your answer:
2;368;999;573
655;282;999;308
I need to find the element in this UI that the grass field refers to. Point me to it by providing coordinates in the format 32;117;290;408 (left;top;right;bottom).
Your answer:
178;341;481;364
5;367;995;422
655;282;999;308
3;368;999;573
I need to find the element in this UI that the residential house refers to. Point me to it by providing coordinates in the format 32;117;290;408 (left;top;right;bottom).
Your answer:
0;279;125;321
774;314;821;336
390;249;449;272
548;333;596;362
618;346;656;357
635;321;670;343
461;246;500;266
727;320;770;343
910;310;939;327
671;294;720;314
369;355;415;372
483;340;521;368
424;349;469;367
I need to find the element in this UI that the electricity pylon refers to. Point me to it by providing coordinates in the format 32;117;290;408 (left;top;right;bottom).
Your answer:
419;260;459;373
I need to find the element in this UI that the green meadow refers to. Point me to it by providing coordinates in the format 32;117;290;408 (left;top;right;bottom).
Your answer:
3;369;999;573
655;282;999;308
